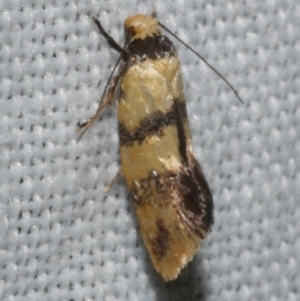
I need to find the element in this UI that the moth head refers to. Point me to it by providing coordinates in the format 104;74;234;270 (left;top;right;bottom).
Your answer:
124;14;161;42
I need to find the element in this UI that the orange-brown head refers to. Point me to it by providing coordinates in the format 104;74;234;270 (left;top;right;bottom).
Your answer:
125;14;161;41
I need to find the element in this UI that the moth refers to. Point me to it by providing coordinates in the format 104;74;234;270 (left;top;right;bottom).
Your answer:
78;13;241;281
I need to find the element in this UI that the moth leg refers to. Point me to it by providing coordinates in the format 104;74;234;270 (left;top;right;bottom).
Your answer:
76;74;117;139
76;16;128;141
76;58;127;141
103;169;123;194
151;8;157;19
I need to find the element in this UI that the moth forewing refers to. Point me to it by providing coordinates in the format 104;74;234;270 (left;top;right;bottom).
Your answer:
119;14;214;281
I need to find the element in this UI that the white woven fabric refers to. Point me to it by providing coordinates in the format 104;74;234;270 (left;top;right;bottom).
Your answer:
0;0;299;300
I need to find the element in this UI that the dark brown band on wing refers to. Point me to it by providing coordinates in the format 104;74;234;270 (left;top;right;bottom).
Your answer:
179;163;214;236
174;98;189;166
150;217;171;261
126;34;176;63
119;100;188;146
133;167;214;239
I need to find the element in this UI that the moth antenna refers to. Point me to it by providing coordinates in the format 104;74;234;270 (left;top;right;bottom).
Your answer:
158;21;243;104
92;17;125;54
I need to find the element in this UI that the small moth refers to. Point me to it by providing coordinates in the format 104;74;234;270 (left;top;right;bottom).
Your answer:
78;13;240;281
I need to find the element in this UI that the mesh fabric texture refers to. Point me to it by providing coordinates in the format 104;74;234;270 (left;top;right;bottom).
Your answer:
0;0;299;300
